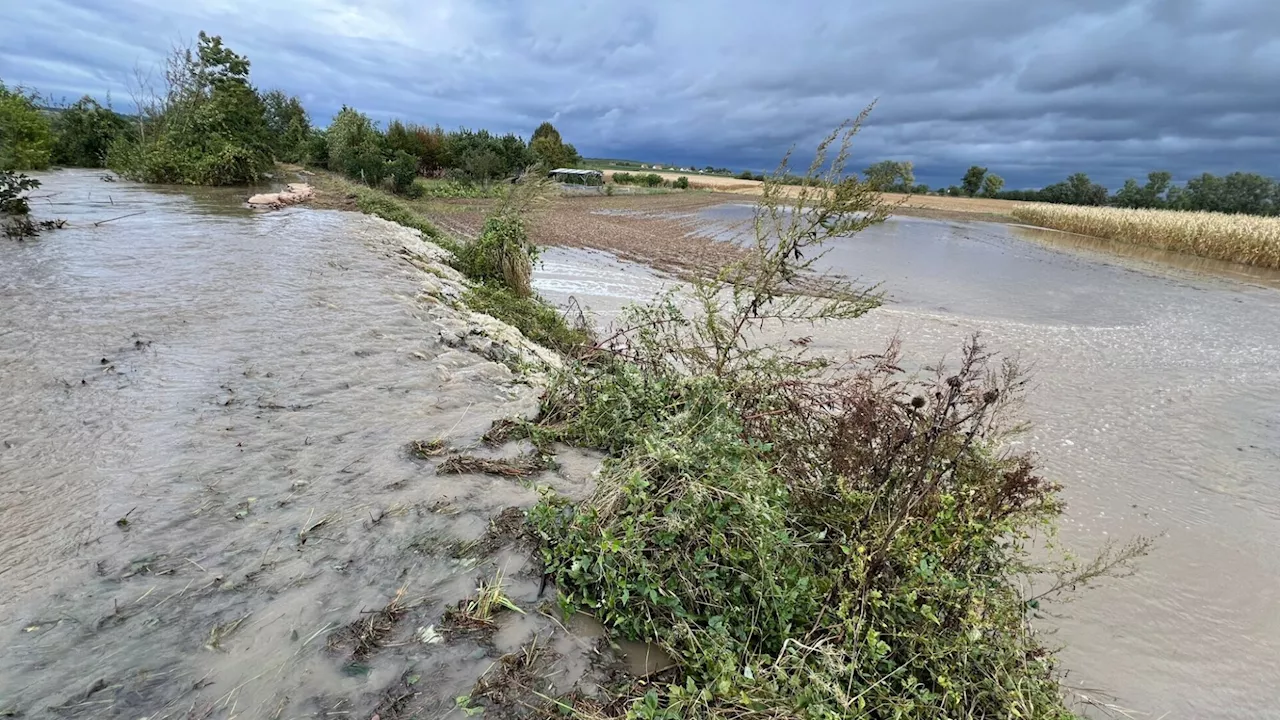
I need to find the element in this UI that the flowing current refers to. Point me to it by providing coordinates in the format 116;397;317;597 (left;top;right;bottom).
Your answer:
538;204;1280;718
3;172;1279;718
0;170;617;719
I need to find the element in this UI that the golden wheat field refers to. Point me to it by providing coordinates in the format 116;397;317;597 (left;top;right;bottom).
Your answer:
1010;204;1280;269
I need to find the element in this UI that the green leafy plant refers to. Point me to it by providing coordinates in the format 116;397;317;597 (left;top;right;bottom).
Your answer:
261;89;311;163
388;149;420;196
0;170;39;214
51;95;128;168
527;107;1146;719
107;32;274;185
0;82;53;171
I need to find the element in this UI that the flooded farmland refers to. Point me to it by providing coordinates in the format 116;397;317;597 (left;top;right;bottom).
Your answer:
4;172;1280;719
538;204;1280;719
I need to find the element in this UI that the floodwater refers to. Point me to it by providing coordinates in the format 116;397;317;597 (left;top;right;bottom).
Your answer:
6;173;1279;719
0;170;614;719
537;205;1280;719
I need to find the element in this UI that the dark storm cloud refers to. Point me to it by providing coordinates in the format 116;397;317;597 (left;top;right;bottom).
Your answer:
3;0;1276;188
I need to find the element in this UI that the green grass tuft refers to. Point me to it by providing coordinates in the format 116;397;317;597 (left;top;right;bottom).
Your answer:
464;282;590;356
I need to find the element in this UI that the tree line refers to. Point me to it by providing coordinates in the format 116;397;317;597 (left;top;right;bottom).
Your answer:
0;33;583;198
868;162;1280;217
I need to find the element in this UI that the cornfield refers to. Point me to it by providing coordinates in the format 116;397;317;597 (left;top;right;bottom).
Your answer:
1009;203;1280;269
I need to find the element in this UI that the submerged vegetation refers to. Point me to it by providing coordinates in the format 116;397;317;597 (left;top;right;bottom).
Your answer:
1011;203;1280;269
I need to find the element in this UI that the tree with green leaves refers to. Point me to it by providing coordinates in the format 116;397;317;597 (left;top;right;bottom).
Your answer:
107;32;273;185
51;95;128;168
0;82;53;171
261;90;310;163
531;121;561;145
1;170;40;214
529;121;580;170
980;172;1004;198
325;106;385;183
863;159;915;192
961;165;987;196
1112;178;1146;208
445;128;532;183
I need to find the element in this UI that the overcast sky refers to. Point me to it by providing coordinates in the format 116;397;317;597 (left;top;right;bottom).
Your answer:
3;0;1277;188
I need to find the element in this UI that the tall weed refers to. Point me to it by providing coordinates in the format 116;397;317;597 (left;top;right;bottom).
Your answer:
527;107;1145;719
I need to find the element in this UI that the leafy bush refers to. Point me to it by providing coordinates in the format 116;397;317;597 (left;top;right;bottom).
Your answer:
388;150;419;196
674;175;689;189
107;33;273;185
262;89;311;163
455;214;538;296
0;82;53;171
415;179;505;199
612;172;665;188
1;169;39;214
319;171;586;355
302;129;329;167
524;110;1141;719
50;96;128;168
326;106;383;179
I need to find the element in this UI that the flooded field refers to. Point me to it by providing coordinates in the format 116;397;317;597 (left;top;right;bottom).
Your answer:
0;171;621;719
5;172;1279;718
537;205;1280;719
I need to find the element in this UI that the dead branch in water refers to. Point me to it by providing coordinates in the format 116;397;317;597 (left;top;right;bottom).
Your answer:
437;453;547;478
94;211;147;226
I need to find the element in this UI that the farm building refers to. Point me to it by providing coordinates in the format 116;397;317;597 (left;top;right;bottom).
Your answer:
548;168;604;185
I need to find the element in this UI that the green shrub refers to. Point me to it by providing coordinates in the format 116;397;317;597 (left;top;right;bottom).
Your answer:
262;89;311;163
302;129;329;167
464;282;589;355
444;128;531;184
51;96;128;168
1;170;39;214
612;171;665;188
531;343;1080;719
349;143;387;186
674;175;689;189
455;214;538;296
388;150;419;196
106;33;273;185
0;82;53;171
522;111;1137;719
414;179;504;199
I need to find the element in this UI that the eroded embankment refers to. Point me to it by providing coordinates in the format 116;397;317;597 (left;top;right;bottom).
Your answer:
0;170;646;719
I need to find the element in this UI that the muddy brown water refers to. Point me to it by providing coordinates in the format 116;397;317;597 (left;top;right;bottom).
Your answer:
538;205;1280;719
6;172;1279;719
1;170;630;719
